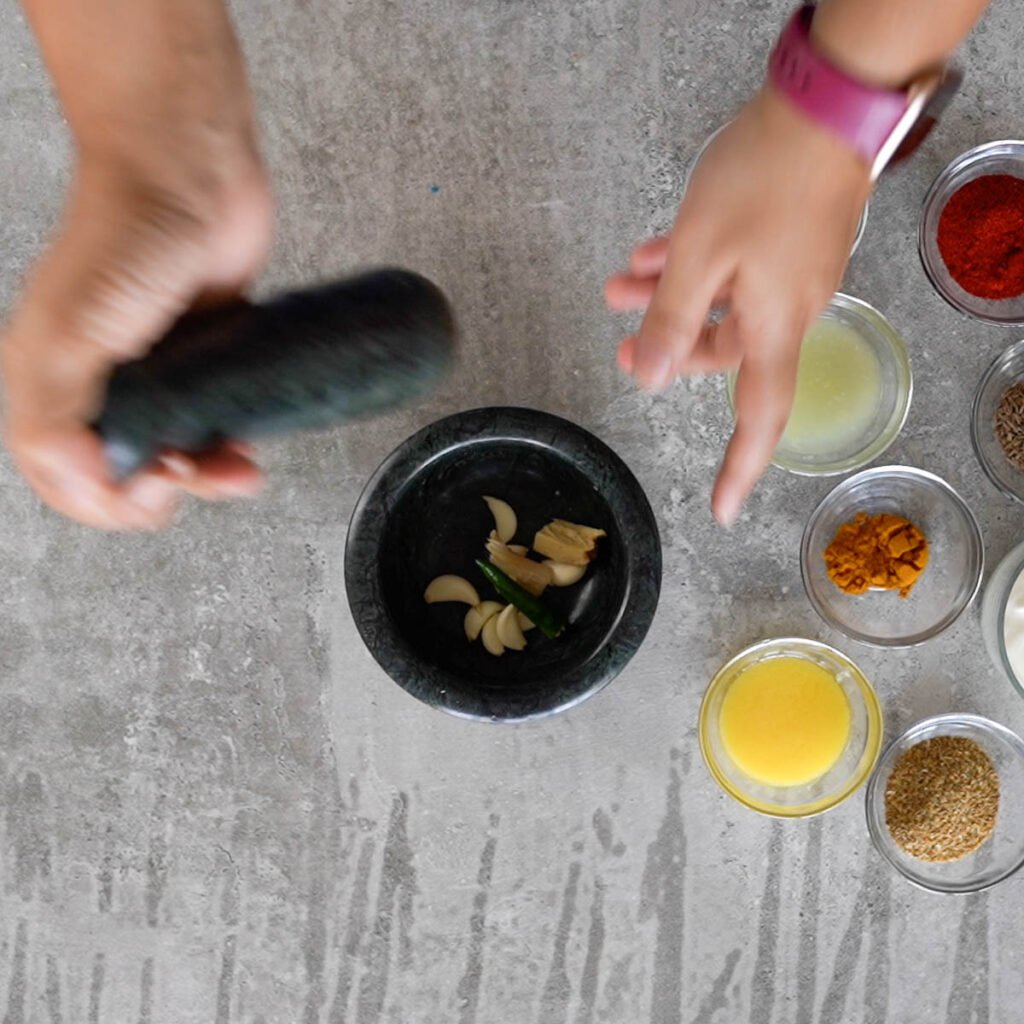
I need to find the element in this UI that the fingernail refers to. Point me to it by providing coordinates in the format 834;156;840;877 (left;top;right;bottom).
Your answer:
638;353;674;390
218;475;265;498
159;453;196;479
125;475;177;514
715;496;739;528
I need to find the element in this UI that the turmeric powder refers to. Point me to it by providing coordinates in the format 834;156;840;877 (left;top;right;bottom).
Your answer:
824;512;929;598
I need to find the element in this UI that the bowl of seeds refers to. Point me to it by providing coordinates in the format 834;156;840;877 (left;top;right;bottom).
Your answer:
865;713;1024;893
972;338;1024;502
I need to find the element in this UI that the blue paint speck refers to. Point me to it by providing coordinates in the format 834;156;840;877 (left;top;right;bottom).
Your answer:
430;184;441;194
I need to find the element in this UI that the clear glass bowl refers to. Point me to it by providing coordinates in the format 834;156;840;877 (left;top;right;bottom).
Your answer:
971;338;1024;503
865;714;1024;893
685;121;869;256
726;293;911;476
801;466;984;647
980;540;1024;699
919;140;1024;326
699;637;883;817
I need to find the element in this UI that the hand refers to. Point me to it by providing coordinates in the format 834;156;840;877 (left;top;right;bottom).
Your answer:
3;0;272;529
2;158;272;529
606;88;872;525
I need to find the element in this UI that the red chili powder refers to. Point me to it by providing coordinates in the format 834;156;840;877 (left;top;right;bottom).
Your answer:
936;173;1024;301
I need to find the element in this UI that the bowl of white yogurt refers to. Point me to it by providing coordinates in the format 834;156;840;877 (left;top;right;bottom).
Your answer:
981;541;1024;696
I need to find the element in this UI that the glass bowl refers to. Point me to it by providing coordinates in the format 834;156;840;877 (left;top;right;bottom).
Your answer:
919;140;1024;326
726;293;911;476
980;540;1024;699
801;466;984;647
699;637;883;817
685;121;869;256
971;338;1024;503
866;714;1024;893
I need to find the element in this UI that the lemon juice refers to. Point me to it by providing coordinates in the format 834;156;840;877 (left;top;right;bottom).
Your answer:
781;318;882;456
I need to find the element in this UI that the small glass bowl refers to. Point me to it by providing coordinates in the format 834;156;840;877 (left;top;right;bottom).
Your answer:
971;338;1024;503
726;293;911;476
801;466;984;647
980;540;1024;699
919;140;1024;326
684;121;869;256
866;713;1024;893
699;637;883;817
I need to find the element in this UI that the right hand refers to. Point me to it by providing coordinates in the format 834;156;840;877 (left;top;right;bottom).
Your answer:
3;0;273;529
2;159;273;529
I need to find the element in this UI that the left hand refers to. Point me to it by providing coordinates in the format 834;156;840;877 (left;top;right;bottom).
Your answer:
606;87;872;525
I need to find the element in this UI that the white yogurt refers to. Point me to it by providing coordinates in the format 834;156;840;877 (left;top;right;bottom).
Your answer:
1003;566;1024;682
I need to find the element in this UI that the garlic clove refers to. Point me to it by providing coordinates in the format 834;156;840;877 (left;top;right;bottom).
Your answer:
543;561;587;587
481;615;505;656
424;575;481;606
483;496;517;543
496;603;527;651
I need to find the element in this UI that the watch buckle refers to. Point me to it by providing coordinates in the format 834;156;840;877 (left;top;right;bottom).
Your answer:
873;65;963;180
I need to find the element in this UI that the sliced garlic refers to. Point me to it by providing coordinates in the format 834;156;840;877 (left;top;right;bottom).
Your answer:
481;615;505;656
517;611;536;632
496;603;527;651
507;544;529;556
425;575;481;606
543;560;587;587
483;496;518;543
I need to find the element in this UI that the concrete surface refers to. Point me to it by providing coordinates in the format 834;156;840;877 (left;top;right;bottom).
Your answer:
2;0;1024;1021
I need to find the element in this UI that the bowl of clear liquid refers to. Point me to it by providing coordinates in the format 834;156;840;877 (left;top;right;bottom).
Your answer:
727;293;912;476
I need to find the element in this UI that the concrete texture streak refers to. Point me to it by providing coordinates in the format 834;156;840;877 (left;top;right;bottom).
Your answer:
2;0;1024;1021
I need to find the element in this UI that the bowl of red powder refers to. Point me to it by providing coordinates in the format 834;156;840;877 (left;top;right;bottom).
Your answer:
919;140;1024;325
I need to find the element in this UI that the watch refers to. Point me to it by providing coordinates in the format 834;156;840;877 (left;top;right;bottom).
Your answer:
768;4;961;181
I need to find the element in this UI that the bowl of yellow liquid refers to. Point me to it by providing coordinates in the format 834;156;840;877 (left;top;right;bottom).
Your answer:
726;293;912;476
699;638;883;817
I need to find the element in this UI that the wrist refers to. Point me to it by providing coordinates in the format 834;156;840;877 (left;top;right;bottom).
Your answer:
767;5;963;179
753;85;872;183
71;57;262;205
72;64;257;175
810;0;986;90
810;10;918;90
74;111;262;195
25;0;257;168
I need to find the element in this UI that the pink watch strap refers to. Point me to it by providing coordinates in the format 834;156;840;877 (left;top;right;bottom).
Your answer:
769;5;909;166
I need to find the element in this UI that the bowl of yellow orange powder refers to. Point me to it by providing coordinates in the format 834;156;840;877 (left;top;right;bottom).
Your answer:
699;638;883;817
801;466;984;647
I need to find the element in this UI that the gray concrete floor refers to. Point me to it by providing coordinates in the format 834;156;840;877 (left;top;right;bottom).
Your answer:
3;0;1024;1021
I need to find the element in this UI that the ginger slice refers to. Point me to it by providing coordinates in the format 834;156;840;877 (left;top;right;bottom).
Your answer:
533;519;606;566
486;538;553;596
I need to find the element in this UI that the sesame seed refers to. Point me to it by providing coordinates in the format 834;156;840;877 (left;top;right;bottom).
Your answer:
884;736;999;863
